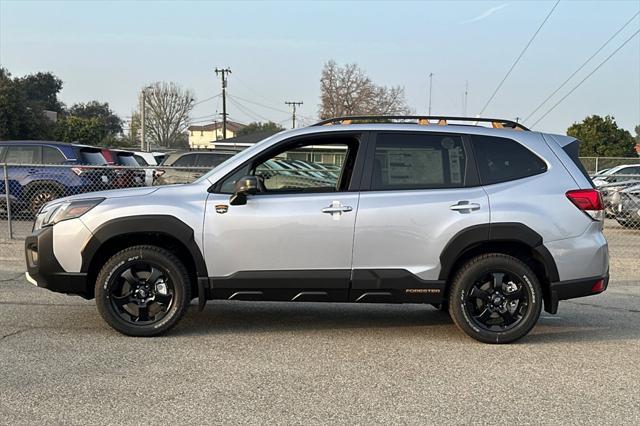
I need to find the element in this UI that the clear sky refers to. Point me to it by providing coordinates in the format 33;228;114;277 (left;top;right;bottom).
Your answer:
1;0;638;134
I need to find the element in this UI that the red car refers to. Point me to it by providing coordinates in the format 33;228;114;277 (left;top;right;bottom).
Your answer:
100;149;146;188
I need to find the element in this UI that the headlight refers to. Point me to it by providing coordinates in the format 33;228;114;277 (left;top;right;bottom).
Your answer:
34;198;104;230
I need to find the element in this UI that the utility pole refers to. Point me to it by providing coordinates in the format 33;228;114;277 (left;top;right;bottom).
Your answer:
285;101;303;129
464;80;469;116
215;67;231;139
140;89;146;152
428;72;434;115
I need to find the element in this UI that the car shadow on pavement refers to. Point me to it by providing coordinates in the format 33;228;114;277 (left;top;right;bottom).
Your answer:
177;301;454;335
171;300;640;344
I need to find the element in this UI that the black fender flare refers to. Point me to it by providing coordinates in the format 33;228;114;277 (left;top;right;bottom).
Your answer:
438;223;559;283
81;215;209;306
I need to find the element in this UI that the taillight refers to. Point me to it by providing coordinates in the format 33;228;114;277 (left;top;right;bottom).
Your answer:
566;189;604;221
154;170;165;178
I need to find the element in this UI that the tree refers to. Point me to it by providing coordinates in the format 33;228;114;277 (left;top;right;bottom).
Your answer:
54;116;113;145
16;71;64;113
566;115;636;157
142;82;194;148
319;60;412;119
68;101;123;135
0;68;60;140
235;121;284;137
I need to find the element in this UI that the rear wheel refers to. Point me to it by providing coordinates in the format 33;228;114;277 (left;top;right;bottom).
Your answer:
95;245;191;336
28;186;60;215
448;254;542;344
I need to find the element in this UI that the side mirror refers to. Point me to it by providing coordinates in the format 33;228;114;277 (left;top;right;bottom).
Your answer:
229;176;258;206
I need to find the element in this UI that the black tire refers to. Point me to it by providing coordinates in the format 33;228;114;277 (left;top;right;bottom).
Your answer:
95;245;191;337
448;254;542;344
615;218;639;229
28;185;61;216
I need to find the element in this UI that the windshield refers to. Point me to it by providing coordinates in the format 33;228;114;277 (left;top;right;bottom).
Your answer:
193;133;281;184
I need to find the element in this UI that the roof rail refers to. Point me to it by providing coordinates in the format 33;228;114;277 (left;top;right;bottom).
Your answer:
312;115;530;131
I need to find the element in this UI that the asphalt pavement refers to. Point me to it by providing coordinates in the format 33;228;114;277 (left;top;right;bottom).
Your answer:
1;266;639;425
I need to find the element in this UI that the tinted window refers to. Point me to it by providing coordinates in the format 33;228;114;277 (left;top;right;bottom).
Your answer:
133;155;149;166
78;148;108;165
173;154;197;167
372;133;466;190
472;135;547;185
5;146;41;164
562;139;592;185
197;153;233;167
115;153;139;166
43;146;66;164
618;166;640;175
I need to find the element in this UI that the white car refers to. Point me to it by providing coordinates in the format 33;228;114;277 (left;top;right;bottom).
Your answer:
592;164;640;187
132;151;166;186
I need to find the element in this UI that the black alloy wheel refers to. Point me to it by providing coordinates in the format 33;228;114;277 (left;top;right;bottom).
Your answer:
449;253;542;344
96;246;191;336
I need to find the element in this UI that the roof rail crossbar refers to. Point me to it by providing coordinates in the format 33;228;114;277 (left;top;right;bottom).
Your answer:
312;115;529;131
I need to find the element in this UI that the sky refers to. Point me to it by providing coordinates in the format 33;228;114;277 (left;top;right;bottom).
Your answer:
0;0;639;135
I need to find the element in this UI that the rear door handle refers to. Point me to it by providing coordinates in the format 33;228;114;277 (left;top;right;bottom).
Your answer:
450;201;481;212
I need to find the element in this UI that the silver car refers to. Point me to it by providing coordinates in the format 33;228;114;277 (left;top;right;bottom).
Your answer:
24;116;609;343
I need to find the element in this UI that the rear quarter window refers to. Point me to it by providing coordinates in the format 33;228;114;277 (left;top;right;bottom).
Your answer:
472;135;547;185
43;146;67;164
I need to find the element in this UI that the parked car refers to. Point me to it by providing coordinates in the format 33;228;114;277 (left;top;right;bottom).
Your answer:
155;150;236;185
0;141;112;215
592;164;640;187
132;151;165;186
25;116;609;343
100;149;146;188
598;179;640;218
612;183;640;228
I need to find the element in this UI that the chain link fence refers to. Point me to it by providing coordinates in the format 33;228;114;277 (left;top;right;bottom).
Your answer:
2;160;640;279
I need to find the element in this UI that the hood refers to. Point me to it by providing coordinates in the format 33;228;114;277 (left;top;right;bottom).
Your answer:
51;186;161;204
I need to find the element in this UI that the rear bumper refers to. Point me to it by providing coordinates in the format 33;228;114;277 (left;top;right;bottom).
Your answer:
545;274;609;314
25;226;90;298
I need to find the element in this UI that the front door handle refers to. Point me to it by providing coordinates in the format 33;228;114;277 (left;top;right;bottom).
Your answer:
450;201;481;212
322;201;353;220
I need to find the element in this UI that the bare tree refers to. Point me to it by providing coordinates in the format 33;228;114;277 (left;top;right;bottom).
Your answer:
319;60;411;119
143;82;194;148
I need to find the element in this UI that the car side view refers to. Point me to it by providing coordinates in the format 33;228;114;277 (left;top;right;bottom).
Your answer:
0;141;112;216
24;116;609;343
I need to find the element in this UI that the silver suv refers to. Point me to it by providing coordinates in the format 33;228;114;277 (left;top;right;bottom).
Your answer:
24;116;609;343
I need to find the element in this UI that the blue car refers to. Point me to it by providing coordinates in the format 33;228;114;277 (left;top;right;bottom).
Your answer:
0;141;113;216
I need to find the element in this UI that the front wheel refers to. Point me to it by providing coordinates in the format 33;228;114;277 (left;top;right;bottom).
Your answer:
448;254;542;344
95;245;191;336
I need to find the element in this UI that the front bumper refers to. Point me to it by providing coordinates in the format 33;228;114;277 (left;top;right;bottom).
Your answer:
545;273;609;314
25;226;90;298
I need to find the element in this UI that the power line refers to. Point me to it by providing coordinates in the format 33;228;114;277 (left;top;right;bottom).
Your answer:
193;93;221;107
228;95;272;122
531;28;640;127
478;0;560;116
524;11;640;123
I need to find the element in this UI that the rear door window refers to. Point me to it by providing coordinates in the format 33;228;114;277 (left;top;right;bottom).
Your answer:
43;146;67;164
371;133;467;190
472;135;547;185
5;146;41;164
173;154;197;167
196;153;232;167
133;155;149;166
